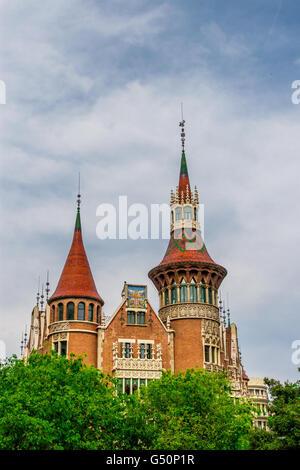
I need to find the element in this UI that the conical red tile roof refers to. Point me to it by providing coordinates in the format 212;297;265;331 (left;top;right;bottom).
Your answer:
49;209;103;304
159;229;215;266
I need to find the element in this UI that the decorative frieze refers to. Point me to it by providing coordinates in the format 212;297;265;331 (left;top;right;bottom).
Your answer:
51;322;70;333
159;303;220;323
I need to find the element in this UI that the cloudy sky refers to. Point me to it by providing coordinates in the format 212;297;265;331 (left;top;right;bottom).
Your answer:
0;0;299;381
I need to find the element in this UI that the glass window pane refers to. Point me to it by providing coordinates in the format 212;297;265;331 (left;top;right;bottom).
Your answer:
117;378;123;394
171;286;177;304
96;306;100;323
165;289;169;305
205;345;210;362
137;311;145;324
67;302;74;320
54;342;58;353
127;311;135;324
211;346;215;363
190;285;197;302
200;286;206;303
175;207;182;221
180;285;187;302
132;379;138;393
184;206;192;220
125;343;131;358
88;304;94;322
60;341;67;357
147;344;152;359
52;305;55;322
140;379;146;387
78;302;85;321
58;303;64;321
140;343;145;359
125;378;131;395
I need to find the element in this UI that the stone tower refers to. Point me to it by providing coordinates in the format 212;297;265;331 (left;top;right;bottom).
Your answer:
148;120;227;372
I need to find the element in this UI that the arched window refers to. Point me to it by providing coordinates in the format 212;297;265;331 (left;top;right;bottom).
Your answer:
88;304;94;322
77;302;85;321
184;206;192;220
171;284;177;304
67;302;74;320
189;279;197;302
175;207;182;221
137;311;145;325
194;207;198;221
58;303;64;321
52;305;55;322
165;289;169;306
180;279;187;302
208;287;213;304
96;306;100;323
127;311;135;325
199;286;206;303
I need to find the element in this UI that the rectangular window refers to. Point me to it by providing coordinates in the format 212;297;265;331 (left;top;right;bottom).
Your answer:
146;344;152;359
211;346;216;364
165;289;169;305
60;341;67;357
140;379;146;387
205;345;210;362
132;379;138;393
137;311;145;325
125;378;131;395
171;286;177;304
140;343;145;359
208;288;213;304
127;311;135;325
124;343;131;358
190;285;197;302
54;342;58;353
200;286;206;303
180;285;187;302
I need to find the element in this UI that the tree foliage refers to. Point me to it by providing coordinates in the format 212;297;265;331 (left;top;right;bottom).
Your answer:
138;369;253;450
0;353;254;450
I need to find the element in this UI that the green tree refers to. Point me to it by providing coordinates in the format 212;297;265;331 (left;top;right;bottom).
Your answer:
263;375;300;450
0;352;146;450
138;369;253;450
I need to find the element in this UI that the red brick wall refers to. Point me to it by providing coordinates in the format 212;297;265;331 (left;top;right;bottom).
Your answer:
171;318;204;372
101;302;171;374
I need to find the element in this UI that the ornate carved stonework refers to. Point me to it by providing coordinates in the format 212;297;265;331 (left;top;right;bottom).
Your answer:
202;319;221;346
159;303;220;323
113;342;163;379
52;332;68;341
51;322;70;333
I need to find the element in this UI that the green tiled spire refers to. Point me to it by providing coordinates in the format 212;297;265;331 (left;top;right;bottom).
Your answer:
75;208;81;231
180;149;188;176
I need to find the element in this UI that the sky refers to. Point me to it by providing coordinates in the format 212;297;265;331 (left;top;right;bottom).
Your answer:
0;0;299;382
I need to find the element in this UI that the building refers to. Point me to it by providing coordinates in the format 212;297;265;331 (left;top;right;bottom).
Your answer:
24;120;249;397
248;378;269;429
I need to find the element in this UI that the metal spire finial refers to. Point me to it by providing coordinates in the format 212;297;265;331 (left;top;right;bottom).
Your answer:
45;270;50;302
179;103;185;151
40;284;44;312
77;172;81;210
36;276;40;307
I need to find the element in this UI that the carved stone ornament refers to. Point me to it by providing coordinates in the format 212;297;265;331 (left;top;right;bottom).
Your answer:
51;322;70;333
159;303;220;323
